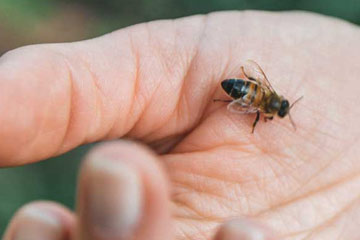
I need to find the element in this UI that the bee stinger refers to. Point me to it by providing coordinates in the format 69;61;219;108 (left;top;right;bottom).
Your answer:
214;60;303;133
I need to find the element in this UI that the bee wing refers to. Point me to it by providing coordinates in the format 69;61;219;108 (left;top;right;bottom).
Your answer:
242;60;276;93
227;98;259;114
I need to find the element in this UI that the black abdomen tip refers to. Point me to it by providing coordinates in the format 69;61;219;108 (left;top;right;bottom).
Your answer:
221;79;235;94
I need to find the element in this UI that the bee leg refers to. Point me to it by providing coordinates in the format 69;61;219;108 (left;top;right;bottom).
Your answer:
251;111;260;133
264;116;274;122
213;99;232;102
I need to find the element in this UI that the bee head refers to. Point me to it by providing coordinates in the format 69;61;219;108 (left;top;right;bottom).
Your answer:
278;99;289;118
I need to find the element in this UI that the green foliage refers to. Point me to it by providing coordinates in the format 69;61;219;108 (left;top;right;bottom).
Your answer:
0;145;88;233
61;0;360;28
0;0;54;31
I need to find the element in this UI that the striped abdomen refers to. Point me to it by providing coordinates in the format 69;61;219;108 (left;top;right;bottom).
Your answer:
221;78;264;106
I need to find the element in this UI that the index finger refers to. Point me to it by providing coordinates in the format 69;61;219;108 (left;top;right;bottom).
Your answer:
0;13;218;166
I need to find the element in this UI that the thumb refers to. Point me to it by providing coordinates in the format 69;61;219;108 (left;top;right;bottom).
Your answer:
76;140;173;240
214;219;278;240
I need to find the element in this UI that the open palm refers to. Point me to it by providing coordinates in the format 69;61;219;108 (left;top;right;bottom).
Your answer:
3;11;360;240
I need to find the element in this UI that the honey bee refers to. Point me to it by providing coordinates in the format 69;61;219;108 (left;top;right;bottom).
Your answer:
214;60;303;133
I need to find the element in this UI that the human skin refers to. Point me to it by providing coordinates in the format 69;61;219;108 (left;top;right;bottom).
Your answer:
2;10;360;240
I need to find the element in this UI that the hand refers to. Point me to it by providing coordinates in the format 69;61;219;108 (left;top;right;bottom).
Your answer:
2;10;360;240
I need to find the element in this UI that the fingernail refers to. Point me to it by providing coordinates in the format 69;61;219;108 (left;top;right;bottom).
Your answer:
216;219;268;240
11;206;63;240
83;154;142;239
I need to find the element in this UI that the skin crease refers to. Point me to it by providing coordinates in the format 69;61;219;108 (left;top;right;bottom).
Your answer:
2;10;360;240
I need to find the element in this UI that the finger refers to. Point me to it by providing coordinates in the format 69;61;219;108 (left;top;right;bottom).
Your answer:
214;219;278;240
3;201;75;240
76;140;172;240
0;13;211;166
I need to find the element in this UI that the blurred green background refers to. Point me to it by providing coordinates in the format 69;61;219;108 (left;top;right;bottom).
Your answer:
1;0;360;235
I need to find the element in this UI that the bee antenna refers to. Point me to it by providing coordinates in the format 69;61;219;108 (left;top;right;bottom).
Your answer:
289;113;297;130
288;96;303;131
290;96;303;109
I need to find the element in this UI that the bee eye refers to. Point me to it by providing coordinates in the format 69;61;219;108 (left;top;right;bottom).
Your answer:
281;100;289;109
278;100;289;118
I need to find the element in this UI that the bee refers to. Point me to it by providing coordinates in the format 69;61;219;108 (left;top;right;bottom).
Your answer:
214;60;303;133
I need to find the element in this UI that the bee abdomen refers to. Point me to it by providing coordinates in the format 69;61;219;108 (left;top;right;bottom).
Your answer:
221;78;249;99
